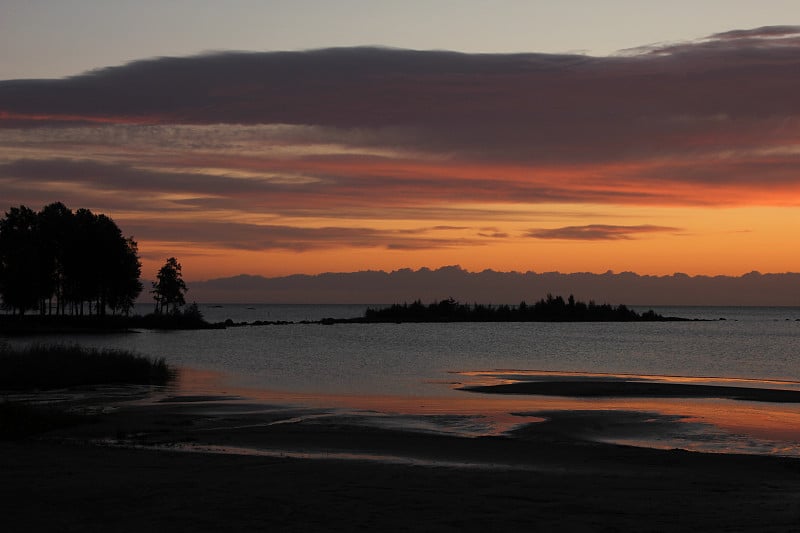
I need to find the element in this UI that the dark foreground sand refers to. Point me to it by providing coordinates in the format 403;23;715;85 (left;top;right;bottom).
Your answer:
3;396;800;532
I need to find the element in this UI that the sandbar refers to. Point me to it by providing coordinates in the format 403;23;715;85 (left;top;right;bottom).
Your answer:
463;379;800;402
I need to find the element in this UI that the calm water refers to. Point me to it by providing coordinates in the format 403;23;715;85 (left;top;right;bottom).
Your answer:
5;304;800;456
43;304;798;395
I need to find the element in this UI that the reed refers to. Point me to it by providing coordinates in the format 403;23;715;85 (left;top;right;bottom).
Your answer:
0;343;174;390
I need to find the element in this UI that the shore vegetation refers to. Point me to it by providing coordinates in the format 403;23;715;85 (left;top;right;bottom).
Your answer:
0;343;175;438
0;303;217;334
0;343;174;390
357;295;674;323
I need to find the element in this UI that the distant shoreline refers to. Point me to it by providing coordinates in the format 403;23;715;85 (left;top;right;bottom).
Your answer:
0;296;697;333
236;296;697;326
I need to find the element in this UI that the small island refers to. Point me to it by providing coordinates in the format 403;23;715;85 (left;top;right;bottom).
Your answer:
316;294;686;324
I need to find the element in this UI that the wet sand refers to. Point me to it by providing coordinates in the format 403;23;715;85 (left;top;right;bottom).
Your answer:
3;395;800;532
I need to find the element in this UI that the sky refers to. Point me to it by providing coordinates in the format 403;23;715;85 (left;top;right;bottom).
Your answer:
1;1;799;281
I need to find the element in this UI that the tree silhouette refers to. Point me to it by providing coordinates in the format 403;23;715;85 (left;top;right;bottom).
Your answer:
37;202;74;315
0;206;48;315
0;203;142;316
106;237;143;316
152;257;187;314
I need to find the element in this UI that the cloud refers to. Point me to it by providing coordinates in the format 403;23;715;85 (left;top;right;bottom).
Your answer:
0;155;670;216
709;25;800;41
527;225;681;241
477;231;509;239
1;28;799;263
2;29;798;165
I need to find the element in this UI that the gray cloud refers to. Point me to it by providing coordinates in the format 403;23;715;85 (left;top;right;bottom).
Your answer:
2;28;798;170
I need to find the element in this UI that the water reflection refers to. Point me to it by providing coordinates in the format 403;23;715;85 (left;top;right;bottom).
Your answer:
161;366;800;458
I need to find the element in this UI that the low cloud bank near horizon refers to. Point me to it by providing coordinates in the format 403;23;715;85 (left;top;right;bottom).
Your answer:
176;266;800;307
2;26;799;258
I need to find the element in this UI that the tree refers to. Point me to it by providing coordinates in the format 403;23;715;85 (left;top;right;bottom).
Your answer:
86;212;139;316
59;207;141;316
106;237;143;316
66;208;102;315
37;202;74;315
0;206;49;314
152;257;187;314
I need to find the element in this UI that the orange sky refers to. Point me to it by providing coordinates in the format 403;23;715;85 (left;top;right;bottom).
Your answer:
132;204;799;280
2;28;800;281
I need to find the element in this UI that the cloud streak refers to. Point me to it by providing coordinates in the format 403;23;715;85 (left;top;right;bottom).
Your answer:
122;219;485;252
527;225;682;241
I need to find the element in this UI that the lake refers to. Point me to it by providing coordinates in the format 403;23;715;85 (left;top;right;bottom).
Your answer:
5;304;800;456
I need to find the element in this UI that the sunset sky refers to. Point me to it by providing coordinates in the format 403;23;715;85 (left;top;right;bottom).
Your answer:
1;2;799;281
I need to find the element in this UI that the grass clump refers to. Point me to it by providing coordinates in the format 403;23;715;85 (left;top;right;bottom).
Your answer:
0;343;175;390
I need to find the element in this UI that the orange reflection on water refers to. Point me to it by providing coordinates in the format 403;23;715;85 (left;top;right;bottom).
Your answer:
456;369;800;446
168;366;800;455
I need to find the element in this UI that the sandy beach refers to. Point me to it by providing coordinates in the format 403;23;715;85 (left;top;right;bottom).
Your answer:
4;390;800;532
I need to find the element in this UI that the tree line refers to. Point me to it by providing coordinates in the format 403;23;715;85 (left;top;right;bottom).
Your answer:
361;295;669;322
0;203;143;316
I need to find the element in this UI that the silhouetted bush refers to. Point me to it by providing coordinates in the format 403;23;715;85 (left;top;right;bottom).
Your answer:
131;302;219;330
0;343;174;390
